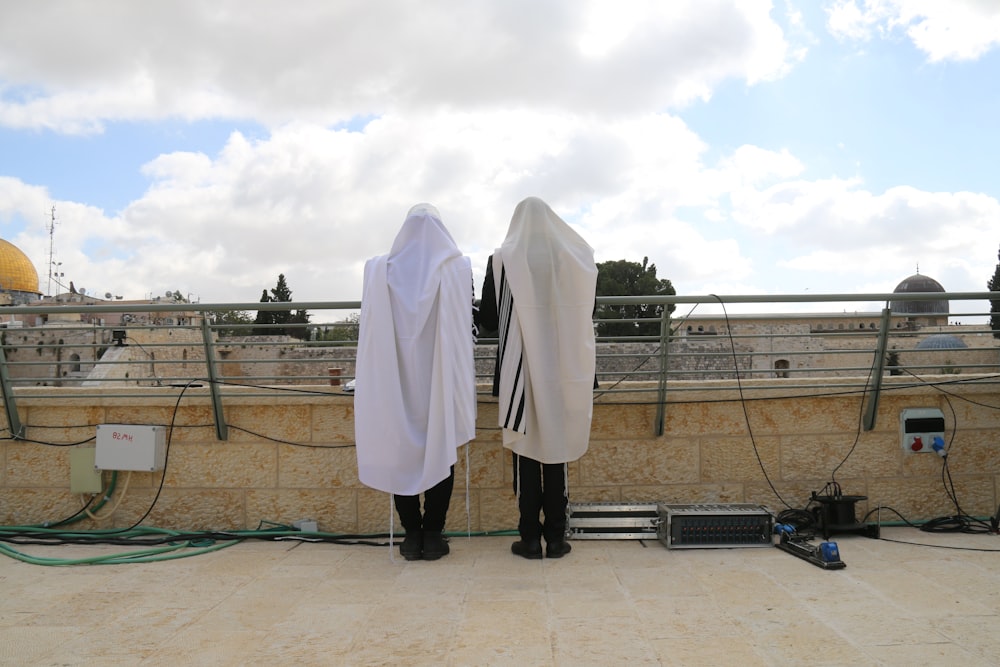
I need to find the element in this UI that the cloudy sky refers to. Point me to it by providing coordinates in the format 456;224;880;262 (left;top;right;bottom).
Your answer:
1;0;998;318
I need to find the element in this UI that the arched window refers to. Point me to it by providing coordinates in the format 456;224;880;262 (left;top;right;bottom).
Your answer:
774;359;790;379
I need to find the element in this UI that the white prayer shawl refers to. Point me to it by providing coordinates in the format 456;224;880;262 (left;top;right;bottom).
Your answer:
355;204;476;496
494;197;597;464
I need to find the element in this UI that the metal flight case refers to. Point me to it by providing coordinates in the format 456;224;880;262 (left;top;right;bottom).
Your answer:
657;503;774;549
567;502;660;540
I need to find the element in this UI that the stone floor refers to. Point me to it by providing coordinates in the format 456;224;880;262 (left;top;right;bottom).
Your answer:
2;527;1000;666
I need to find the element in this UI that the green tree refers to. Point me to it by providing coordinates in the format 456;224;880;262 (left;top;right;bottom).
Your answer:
989;244;1000;339
287;308;311;341
271;273;293;302
269;274;293;334
255;274;310;339
594;257;676;338
886;347;902;376
253;289;274;335
316;313;360;343
208;310;254;337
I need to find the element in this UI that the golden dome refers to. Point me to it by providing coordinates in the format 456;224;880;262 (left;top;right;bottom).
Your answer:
0;239;40;294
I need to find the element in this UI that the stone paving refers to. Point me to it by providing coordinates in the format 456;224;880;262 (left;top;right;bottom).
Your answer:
2;528;1000;665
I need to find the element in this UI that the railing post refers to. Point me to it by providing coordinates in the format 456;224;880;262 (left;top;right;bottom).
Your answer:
0;341;23;438
200;317;229;441
863;306;893;431
655;312;671;436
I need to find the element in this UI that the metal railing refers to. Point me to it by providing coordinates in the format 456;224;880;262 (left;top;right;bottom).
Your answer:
1;291;997;439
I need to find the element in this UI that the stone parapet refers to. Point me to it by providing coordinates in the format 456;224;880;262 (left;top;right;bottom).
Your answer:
2;378;999;533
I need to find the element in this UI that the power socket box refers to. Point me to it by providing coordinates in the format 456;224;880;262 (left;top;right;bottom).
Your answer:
95;424;166;471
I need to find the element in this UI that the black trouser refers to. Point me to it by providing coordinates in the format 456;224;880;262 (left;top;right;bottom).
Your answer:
393;466;455;533
512;453;568;543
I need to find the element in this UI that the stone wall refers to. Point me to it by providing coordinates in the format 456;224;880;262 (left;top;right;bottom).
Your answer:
2;376;999;534
7;320;994;389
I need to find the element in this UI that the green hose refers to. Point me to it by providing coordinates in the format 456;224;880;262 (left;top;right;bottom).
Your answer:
0;539;238;566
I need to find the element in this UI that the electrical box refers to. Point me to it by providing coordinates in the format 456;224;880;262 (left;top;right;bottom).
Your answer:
900;408;945;454
70;446;103;493
95;424;166;471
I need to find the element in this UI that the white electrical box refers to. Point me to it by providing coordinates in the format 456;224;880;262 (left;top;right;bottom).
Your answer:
95;424;166;471
900;408;945;454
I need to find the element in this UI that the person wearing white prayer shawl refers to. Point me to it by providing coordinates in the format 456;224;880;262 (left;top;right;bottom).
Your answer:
475;197;598;560
355;203;476;561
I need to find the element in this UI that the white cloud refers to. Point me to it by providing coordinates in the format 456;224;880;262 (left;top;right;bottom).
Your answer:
749;181;1000;293
826;0;1000;61
0;107;779;302
713;145;805;189
0;1;808;302
4;101;995;305
0;1;995;313
826;0;880;42
113;111;722;301
0;0;796;133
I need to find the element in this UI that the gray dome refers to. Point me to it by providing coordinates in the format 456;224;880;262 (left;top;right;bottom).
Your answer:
915;334;967;350
890;273;948;315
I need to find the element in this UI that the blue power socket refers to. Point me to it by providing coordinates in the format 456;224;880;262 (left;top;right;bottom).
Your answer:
819;541;840;563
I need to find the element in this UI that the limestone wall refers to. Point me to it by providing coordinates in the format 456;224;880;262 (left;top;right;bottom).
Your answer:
8;321;995;389
2;377;998;534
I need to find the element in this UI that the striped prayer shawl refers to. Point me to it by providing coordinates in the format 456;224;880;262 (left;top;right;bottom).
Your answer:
491;197;597;463
496;264;527;435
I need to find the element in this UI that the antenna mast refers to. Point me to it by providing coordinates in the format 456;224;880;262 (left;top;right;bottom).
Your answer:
46;206;57;296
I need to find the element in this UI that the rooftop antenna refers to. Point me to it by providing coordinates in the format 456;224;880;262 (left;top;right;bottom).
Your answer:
46;206;57;296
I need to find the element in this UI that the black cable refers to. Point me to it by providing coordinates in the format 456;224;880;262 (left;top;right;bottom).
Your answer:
9;353;999;532
6;377;358;529
211;378;346;397
98;379;197;534
829;311;885;486
43;491;103;529
10;374;999;446
894;367;997;534
591;302;703;399
0;524;401;548
776;507;818;536
877;536;1000;551
0;435;96;447
860;505;920;528
227;424;355;449
710;295;792;509
859;503;993;542
122;335;162;386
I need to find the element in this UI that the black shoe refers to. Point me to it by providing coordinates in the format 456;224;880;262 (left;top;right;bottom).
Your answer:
511;539;543;560
422;531;450;561
400;531;423;561
545;540;572;559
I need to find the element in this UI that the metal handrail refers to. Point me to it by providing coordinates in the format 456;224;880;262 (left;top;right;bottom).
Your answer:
1;291;997;440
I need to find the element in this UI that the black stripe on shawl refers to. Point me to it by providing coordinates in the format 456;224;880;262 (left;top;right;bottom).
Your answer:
497;266;526;432
509;356;525;430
